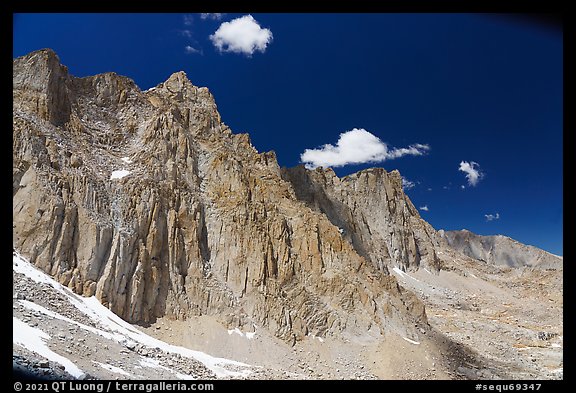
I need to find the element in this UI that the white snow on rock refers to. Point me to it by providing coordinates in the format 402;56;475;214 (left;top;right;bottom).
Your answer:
402;336;420;345
137;356;195;378
13;317;84;378
110;169;131;180
392;267;421;283
121;157;133;164
309;334;324;343
93;361;131;377
227;327;256;340
139;357;170;371
19;300;124;342
13;251;252;378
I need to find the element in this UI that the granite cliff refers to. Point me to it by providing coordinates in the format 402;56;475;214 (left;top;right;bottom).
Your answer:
13;49;431;343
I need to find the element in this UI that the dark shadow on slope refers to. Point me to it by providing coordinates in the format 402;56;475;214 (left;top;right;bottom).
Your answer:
427;327;512;380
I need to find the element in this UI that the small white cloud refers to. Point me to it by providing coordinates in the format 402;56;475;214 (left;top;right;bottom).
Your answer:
427;187;432;191
300;128;430;169
183;14;194;26
420;205;429;212
184;45;201;54
210;15;273;56
402;177;416;191
485;213;500;221
458;161;483;187
179;29;193;38
443;185;449;190
200;13;225;21
461;185;466;189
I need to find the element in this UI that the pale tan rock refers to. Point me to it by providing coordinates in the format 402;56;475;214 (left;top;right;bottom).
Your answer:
281;165;442;273
13;49;427;343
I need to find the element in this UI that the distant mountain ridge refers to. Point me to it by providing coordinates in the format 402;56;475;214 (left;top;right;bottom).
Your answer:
439;229;562;269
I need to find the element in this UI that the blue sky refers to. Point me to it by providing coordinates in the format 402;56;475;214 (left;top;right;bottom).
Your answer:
13;13;563;255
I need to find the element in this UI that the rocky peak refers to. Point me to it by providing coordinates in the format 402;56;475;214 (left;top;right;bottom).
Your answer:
13;48;65;76
282;165;440;274
13;49;428;344
162;71;193;94
13;48;71;126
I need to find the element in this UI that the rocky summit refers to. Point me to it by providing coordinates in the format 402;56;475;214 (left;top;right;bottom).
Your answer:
13;49;563;380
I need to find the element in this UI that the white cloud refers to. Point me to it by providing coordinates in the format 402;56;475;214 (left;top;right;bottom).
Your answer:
200;13;225;21
427;187;432;191
210;15;273;56
420;205;429;212
460;185;466;189
300;128;430;169
402;177;416;191
458;161;483;186
183;14;194;26
184;45;201;54
485;213;500;221
179;29;193;38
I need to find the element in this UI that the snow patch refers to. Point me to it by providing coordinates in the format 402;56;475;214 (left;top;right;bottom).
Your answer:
228;328;243;337
228;327;256;340
13;317;84;378
110;169;131;180
139;357;169;371
309;334;324;343
18;300;124;342
121;157;133;164
13;251;252;379
338;228;344;234
392;267;421;283
13;251;64;289
93;361;131;376
402;336;420;345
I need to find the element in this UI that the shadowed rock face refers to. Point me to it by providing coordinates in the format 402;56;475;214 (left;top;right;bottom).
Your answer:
13;49;428;342
439;229;562;269
281;165;442;273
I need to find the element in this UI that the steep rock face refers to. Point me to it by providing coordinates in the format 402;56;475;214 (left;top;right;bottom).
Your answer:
13;49;427;343
439;230;562;269
281;166;441;273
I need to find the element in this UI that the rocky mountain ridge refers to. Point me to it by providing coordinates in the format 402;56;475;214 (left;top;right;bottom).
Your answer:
13;48;432;343
439;229;562;269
